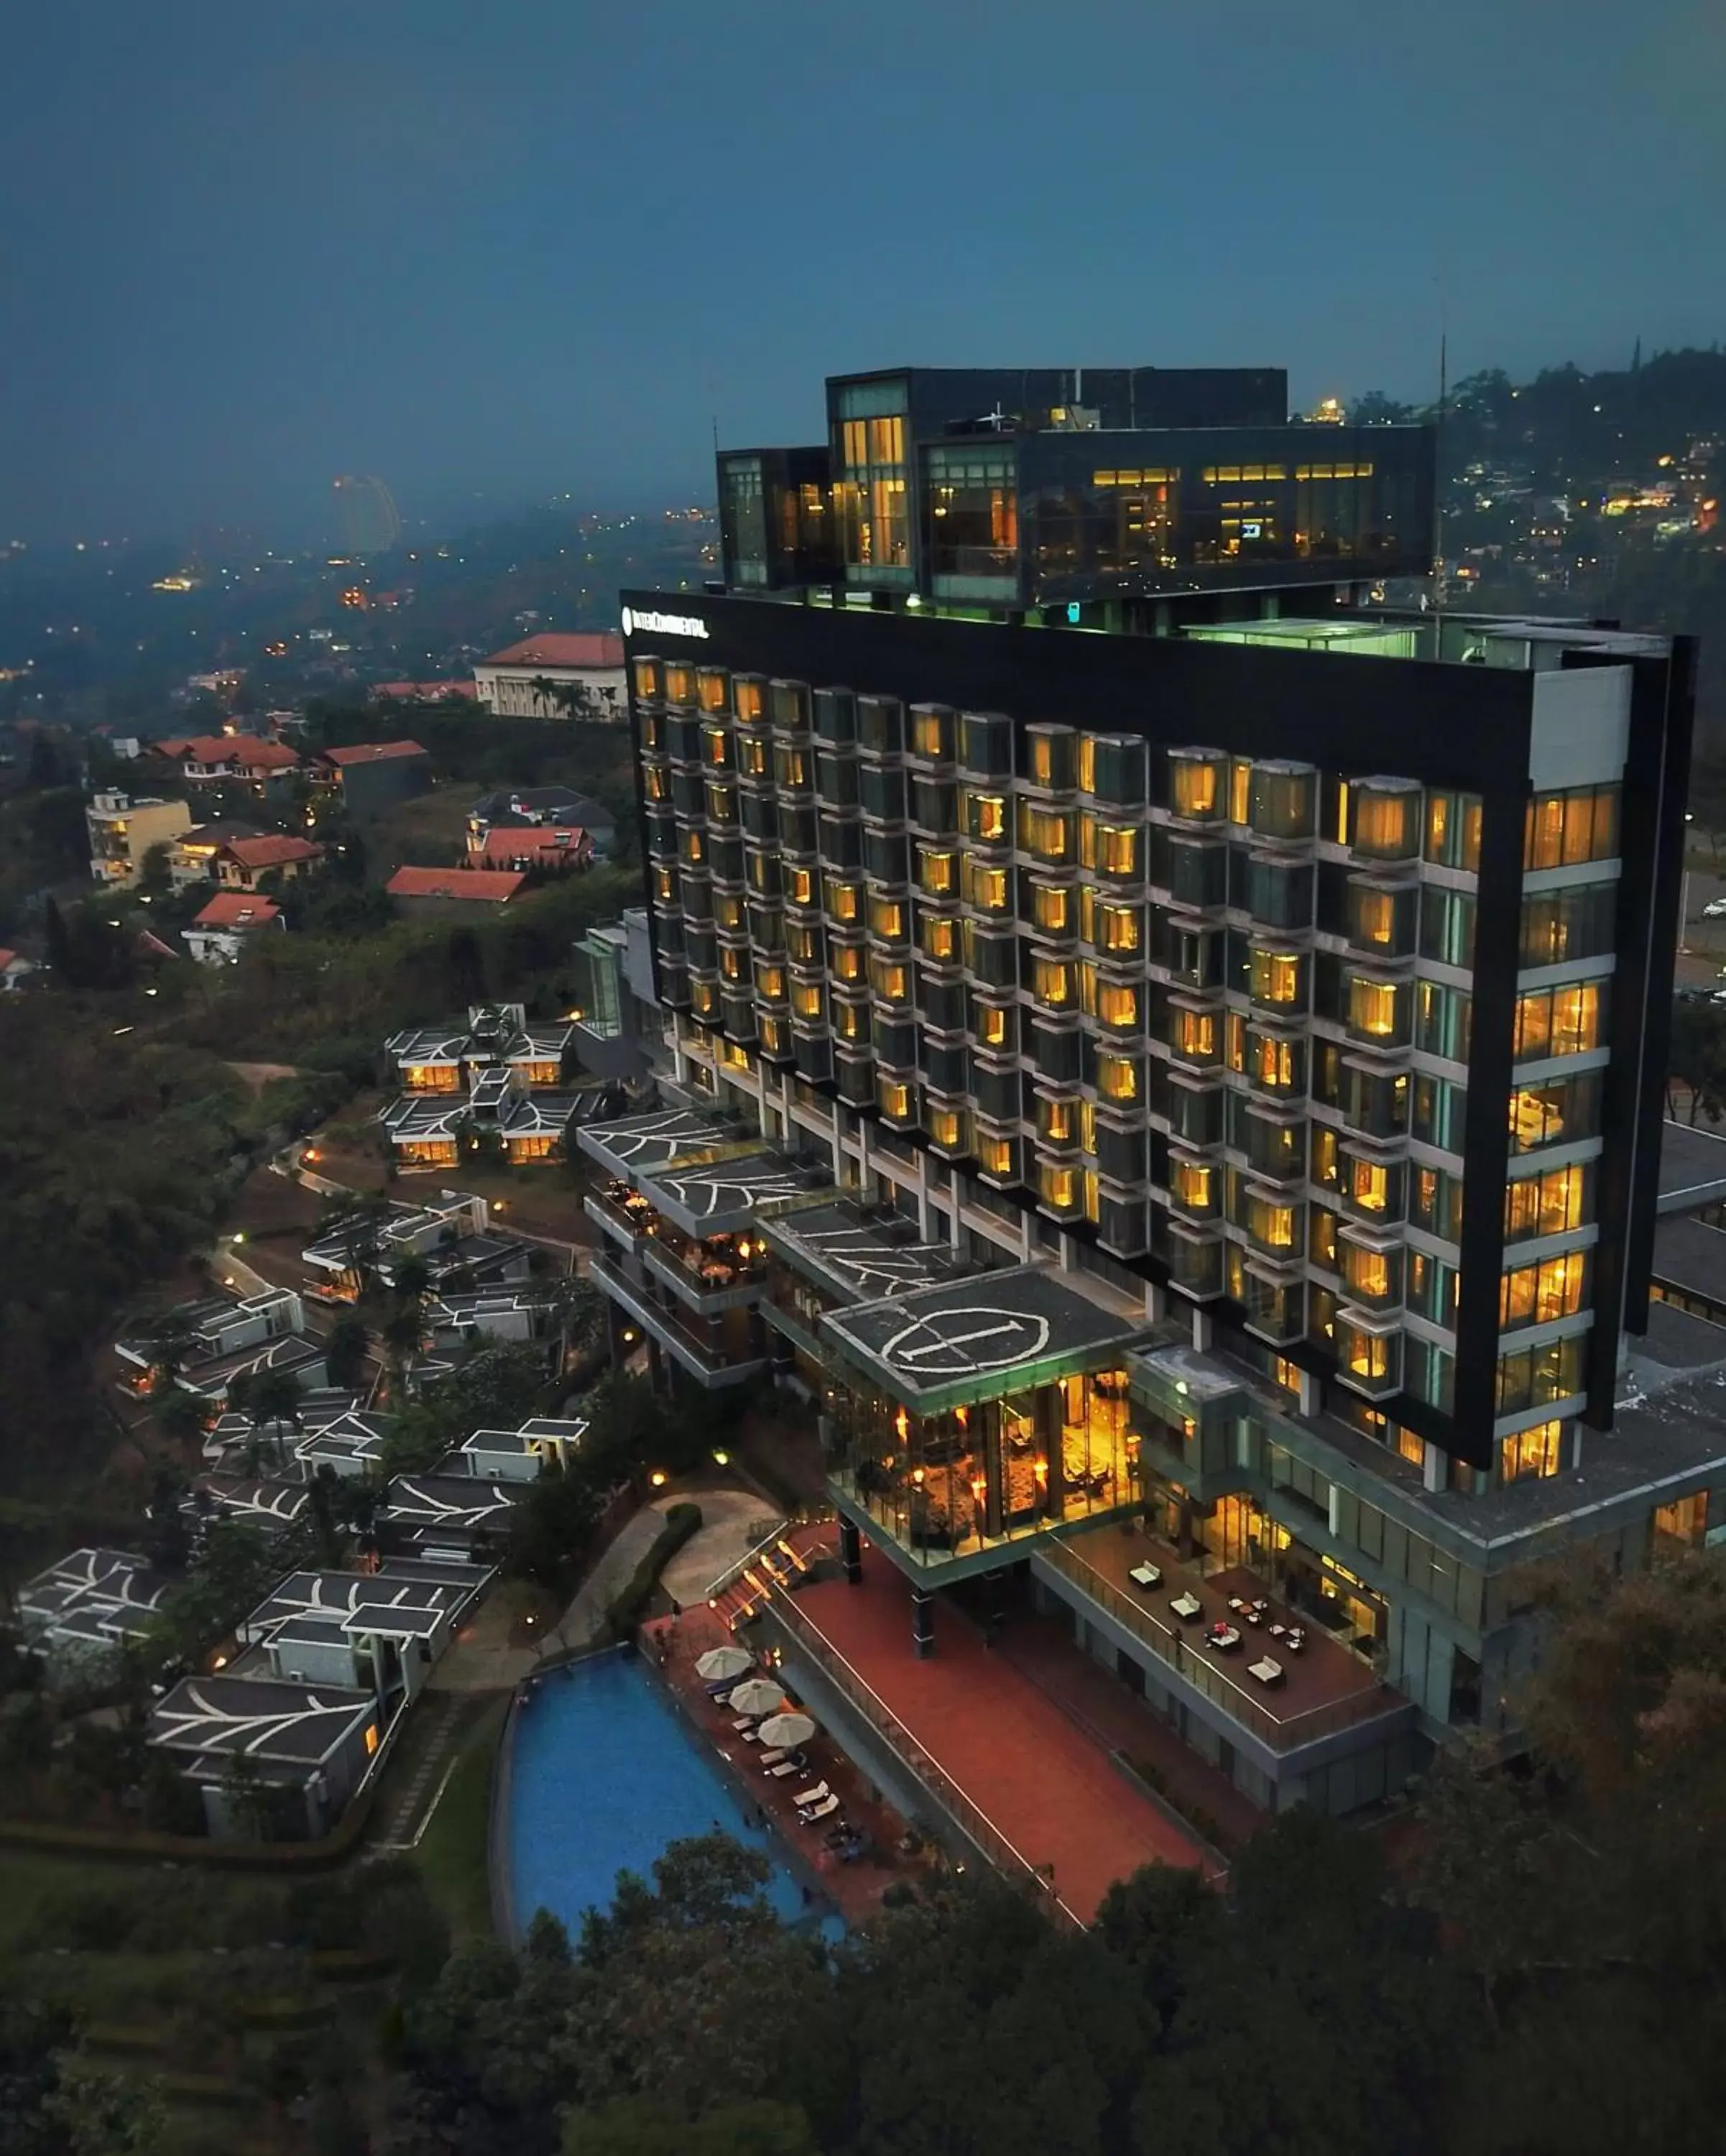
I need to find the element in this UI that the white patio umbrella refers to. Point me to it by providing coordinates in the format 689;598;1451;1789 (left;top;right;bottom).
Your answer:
727;1677;788;1718
696;1644;754;1682
756;1710;816;1751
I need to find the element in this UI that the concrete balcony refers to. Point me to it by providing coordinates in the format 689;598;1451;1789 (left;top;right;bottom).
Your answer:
590;1252;768;1390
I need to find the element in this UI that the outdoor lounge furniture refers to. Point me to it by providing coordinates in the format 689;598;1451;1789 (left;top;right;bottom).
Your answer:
1170;1592;1204;1621
790;1781;830;1808
729;1715;757;1733
798;1793;841;1824
1129;1563;1163;1590
1247;1657;1285;1687
765;1756;808;1779
1206;1623;1243;1651
758;1748;788;1768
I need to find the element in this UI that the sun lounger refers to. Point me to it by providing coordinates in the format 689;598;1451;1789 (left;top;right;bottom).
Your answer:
757;1748;788;1768
790;1781;829;1808
1129;1563;1163;1590
729;1715;758;1733
1247;1657;1285;1687
798;1793;841;1824
765;1757;806;1779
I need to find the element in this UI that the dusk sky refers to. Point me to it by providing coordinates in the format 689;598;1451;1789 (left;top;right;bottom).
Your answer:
4;0;1722;545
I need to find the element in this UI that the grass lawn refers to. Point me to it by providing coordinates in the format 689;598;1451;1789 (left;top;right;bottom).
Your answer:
415;1695;509;1939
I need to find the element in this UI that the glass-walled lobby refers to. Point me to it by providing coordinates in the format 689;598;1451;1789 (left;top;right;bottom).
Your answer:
826;1366;1142;1570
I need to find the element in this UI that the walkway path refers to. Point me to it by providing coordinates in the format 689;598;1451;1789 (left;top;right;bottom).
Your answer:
654;1484;780;1609
373;1693;467;1848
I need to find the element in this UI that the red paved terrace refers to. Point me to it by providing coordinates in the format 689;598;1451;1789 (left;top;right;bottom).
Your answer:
784;1546;1212;1920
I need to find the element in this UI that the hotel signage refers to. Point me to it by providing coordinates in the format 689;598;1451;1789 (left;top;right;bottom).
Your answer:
621;606;709;640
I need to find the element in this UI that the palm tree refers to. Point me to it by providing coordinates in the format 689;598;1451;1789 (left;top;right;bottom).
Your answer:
529;673;560;719
381;1304;425;1394
246;1368;306;1475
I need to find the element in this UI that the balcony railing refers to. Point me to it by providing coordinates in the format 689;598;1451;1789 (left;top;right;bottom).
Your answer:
767;1590;1085;1932
1038;1538;1405;1754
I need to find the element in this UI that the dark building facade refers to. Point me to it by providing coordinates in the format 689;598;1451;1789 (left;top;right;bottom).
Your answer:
582;361;1726;1818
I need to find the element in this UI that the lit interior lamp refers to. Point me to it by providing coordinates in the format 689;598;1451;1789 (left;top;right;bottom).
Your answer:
911;1468;926;1486
895;1406;910;1440
650;1470;668;1488
971;1478;987;1504
1033;1457;1048;1487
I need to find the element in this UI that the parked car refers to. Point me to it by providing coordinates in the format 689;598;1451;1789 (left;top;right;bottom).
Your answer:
1703;898;1726;918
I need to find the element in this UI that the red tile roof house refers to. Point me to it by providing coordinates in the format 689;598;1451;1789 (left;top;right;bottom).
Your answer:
371;681;479;703
313;740;433;816
148;734;301;796
471;632;626;721
215;834;326;890
386;866;527;919
472;824;594;875
183;892;285;966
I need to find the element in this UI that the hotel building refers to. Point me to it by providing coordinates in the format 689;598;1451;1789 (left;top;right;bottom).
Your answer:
583;363;1726;1816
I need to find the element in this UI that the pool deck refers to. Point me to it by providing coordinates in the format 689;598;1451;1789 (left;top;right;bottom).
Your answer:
645;1607;929;1929
778;1552;1216;1920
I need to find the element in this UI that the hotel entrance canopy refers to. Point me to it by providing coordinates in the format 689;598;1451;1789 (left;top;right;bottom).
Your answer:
822;1264;1154;1414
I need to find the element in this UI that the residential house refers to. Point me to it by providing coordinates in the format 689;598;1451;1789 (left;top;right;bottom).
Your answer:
471;824;594;877
312;740;432;816
86;791;195;886
183;891;284;965
168;820;262;888
384;865;525;917
236;1564;483;1707
458;1415;587;1481
379;1006;581;1169
372;681;478;704
17;1548;174;1680
216;834;325;889
298;1189;501;1302
471;632;626;721
424;1282;569;1350
114;1286;327;1406
147;1672;380;1839
380;1464;527;1562
147;734;300;798
467;785;617;861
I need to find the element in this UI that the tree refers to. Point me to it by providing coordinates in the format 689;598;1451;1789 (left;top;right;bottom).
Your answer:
137;840;175;900
1667;995;1726;1124
325;1311;371;1388
246;1368;308;1470
152;1383;209;1451
1350;390;1417;427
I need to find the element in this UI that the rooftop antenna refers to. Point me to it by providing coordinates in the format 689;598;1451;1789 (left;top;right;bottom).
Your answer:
1431;327;1449;644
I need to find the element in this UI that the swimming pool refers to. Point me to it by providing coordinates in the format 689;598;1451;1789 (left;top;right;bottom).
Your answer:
504;1647;840;1940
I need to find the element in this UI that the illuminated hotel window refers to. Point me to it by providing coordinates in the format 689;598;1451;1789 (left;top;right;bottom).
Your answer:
1091;466;1178;487
691;979;719;1018
1173;1008;1218;1063
831;940;864;982
1095;824;1140;877
1018;803;1073;860
791;980;823;1021
922;913;959;962
1425;789;1482;871
1040;1161;1080;1212
977;1132;1015;1179
1342;1243;1396;1304
1169;750;1225;820
968;792;1008;843
975;1002;1011;1048
1033;956;1074;1008
877;1076;913;1122
645;765;668;801
869;955;910;1003
1228;758;1251;825
1348;886;1398;951
1096;1051;1140;1102
738;736;768;776
964;857;1010;911
1172;1158;1214;1212
926;1103;964;1150
825;877;861;923
719;946;745;982
1295;461;1374;480
734;678;764;723
1096;899;1141;953
1508;1074;1600;1152
633;658;663;699
701;724;729;768
1500;1419;1563;1484
1342;1326;1395;1388
919;848;957;896
1523;786;1620;870
1309;1206;1339;1267
1350;782;1421;860
665;663;695;705
755;962;786;1001
868;894;907;941
1513;980;1605;1060
1096;981;1139;1029
1347;1156;1392;1215
680;829;706;865
911;707;951;759
1333;779;1350;844
775;745;809;790
1040;1096;1075;1143
1250;947;1303;1007
1655;1491;1709;1545
1250;1031;1299;1090
1499;1249;1588;1330
1202;464;1289;482
1249;762;1316;842
714;891;744;929
834;999;864;1041
1031;883;1071;934
1347;975;1404;1041
1247;1194;1298;1250
653;865;675;903
1504;1162;1590;1240
696;669;729;713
